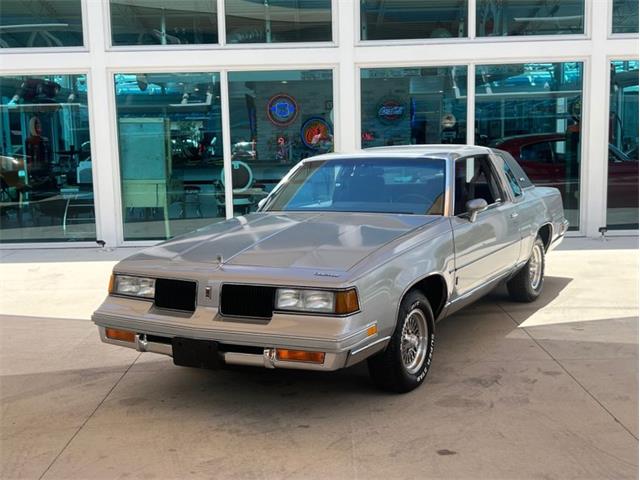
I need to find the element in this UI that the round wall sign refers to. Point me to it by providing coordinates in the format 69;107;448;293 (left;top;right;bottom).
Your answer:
377;98;406;124
441;113;457;129
300;117;332;149
267;93;298;127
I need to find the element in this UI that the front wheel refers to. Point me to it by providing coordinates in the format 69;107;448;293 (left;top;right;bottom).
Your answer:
367;290;435;393
507;236;545;302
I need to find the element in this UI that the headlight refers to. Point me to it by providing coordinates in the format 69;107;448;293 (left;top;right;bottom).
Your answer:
110;274;155;299
275;288;359;315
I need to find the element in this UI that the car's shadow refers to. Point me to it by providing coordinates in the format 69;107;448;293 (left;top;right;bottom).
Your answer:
124;276;574;404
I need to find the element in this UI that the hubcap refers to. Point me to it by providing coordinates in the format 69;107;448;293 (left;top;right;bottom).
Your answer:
529;244;543;290
400;308;428;374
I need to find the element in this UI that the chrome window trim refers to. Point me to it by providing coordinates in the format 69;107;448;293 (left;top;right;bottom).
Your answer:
451;153;513;217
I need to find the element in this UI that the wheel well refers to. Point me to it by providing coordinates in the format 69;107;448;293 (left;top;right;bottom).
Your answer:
538;224;552;251
410;274;448;319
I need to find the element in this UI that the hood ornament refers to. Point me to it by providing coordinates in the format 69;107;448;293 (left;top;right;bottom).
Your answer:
216;254;224;266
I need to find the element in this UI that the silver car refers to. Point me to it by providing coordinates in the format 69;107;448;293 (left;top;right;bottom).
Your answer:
93;145;568;392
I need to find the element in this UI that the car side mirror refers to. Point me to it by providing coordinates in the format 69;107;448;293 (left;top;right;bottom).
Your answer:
465;198;488;223
257;198;268;211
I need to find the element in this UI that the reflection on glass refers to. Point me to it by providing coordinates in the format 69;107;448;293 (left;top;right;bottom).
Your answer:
607;61;638;230
0;0;83;48
360;0;467;40
264;158;446;215
110;0;218;46
0;74;94;242
114;72;224;240
477;0;584;36
612;0;639;34
225;0;331;44
475;62;583;229
360;66;467;148
228;69;333;215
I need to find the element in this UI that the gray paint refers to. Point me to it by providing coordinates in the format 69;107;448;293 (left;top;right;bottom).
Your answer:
93;145;567;370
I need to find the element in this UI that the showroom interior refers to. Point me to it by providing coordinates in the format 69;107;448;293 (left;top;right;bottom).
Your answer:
0;0;637;246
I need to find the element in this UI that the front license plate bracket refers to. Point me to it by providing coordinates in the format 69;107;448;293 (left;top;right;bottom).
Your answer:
172;337;221;369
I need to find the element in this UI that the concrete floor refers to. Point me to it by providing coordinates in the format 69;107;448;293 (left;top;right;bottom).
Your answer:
1;237;638;480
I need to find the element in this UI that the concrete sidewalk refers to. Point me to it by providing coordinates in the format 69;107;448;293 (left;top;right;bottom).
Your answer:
1;237;638;479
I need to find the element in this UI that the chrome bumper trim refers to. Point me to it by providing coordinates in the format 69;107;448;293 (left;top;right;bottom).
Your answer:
135;334;172;356
93;312;365;352
350;335;390;356
346;336;391;367
98;327;348;371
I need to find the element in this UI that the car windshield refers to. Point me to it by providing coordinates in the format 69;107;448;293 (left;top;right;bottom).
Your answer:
262;157;446;215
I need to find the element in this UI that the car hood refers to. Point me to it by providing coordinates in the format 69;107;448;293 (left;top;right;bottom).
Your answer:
123;212;440;272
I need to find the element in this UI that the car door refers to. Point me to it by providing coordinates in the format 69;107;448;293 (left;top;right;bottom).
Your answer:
450;154;521;297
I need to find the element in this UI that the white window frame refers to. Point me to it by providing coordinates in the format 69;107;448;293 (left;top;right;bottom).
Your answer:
600;55;639;235
355;62;474;149
355;0;591;47
0;0;90;54
355;57;589;236
0;67;102;249
608;0;640;39
106;64;339;247
1;0;639;248
104;0;338;51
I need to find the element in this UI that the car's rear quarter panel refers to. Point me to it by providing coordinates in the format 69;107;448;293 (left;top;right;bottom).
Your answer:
516;186;566;260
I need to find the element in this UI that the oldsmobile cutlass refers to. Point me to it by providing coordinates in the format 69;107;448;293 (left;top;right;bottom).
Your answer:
93;145;568;392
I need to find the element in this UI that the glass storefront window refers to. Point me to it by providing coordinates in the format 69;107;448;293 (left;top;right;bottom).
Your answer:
475;62;583;230
612;0;639;34
0;74;94;242
607;61;638;230
114;72;224;240
477;0;584;37
360;0;467;40
0;0;83;48
360;66;467;148
110;0;218;46
225;0;331;44
228;69;333;215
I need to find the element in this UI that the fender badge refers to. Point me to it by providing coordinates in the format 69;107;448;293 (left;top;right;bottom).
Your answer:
314;272;340;278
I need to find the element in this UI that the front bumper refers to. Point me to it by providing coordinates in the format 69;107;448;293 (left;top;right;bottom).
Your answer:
93;298;389;371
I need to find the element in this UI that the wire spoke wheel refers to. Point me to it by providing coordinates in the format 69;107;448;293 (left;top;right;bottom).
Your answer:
529;243;543;290
400;308;428;374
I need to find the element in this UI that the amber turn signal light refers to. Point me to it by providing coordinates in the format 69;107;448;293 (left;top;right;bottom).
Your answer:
335;289;359;315
367;324;378;336
105;328;135;343
276;349;325;364
108;274;115;294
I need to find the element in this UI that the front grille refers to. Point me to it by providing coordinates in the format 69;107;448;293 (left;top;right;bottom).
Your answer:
220;284;276;319
154;278;197;312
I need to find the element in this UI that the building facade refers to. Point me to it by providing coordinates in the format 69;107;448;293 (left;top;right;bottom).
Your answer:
0;0;638;247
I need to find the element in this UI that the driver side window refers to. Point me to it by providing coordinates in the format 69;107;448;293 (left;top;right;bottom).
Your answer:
454;156;505;215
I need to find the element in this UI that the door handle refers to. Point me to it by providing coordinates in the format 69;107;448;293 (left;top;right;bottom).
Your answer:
510;212;519;219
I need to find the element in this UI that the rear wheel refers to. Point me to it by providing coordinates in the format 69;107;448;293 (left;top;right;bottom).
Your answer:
367;290;435;393
507;236;545;302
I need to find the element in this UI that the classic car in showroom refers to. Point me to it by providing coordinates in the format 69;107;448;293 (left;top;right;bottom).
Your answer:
93;145;568;393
